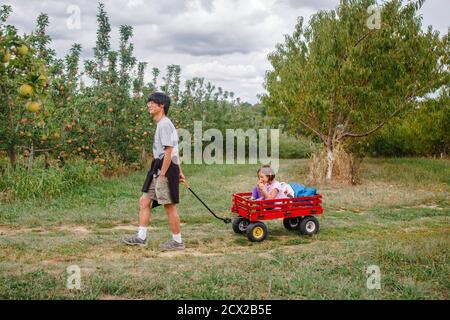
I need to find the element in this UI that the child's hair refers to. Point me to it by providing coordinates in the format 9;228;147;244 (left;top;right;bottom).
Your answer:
258;165;275;183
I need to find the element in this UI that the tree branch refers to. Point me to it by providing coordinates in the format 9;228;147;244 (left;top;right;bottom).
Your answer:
340;72;443;140
281;102;326;143
340;108;402;138
340;89;419;139
353;30;372;48
18;145;60;153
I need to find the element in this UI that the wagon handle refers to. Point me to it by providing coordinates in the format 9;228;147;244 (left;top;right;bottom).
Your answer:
181;179;190;189
181;179;232;224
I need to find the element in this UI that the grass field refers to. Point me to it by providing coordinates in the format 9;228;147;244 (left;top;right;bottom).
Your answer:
0;158;449;299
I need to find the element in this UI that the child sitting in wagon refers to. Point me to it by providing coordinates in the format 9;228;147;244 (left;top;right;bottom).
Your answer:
251;165;294;201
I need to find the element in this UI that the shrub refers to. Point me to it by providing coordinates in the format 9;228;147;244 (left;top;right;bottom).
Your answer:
0;159;102;202
279;134;318;159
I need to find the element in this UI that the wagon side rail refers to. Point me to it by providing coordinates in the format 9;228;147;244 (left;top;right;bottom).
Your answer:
232;192;323;221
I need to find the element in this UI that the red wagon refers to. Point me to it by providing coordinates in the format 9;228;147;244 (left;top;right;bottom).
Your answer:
231;192;324;242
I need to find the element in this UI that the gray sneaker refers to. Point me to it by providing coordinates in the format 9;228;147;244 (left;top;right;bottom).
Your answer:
159;239;185;251
122;234;147;246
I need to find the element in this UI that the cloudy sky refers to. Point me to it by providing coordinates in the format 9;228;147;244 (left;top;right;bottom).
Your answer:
3;0;449;103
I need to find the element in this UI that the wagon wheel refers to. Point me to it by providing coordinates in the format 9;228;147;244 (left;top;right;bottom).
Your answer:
283;217;302;230
232;217;249;234
299;216;320;236
246;222;268;242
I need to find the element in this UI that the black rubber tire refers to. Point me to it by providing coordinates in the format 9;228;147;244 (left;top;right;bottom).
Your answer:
299;216;320;236
246;222;268;242
283;217;302;230
232;217;249;234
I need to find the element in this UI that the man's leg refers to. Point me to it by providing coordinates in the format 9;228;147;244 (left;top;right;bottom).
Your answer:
123;195;152;246
137;195;152;240
159;204;185;250
123;177;156;246
154;176;185;250
164;203;180;234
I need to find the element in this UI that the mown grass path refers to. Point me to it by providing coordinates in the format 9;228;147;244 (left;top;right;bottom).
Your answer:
0;159;448;299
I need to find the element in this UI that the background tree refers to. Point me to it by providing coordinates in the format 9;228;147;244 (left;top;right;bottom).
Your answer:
0;5;49;170
262;0;448;182
365;88;449;157
0;1;269;175
93;2;111;86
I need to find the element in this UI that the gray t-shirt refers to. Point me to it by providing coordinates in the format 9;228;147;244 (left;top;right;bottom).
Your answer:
153;116;179;164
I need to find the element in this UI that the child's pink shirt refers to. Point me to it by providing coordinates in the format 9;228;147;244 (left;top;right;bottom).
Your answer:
259;180;285;200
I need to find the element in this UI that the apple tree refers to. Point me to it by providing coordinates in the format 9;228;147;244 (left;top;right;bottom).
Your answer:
0;5;50;170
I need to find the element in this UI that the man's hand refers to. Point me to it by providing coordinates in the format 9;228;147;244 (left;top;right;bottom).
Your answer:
179;172;186;183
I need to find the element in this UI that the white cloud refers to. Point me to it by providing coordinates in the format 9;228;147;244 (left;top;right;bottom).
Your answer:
184;61;258;81
2;0;448;103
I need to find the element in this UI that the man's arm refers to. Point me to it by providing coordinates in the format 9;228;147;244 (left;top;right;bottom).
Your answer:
159;146;173;177
160;147;186;182
178;154;185;182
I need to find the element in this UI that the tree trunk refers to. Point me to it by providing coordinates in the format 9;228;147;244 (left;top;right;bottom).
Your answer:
27;143;34;172
6;90;16;169
325;143;334;180
7;144;16;170
44;152;50;169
